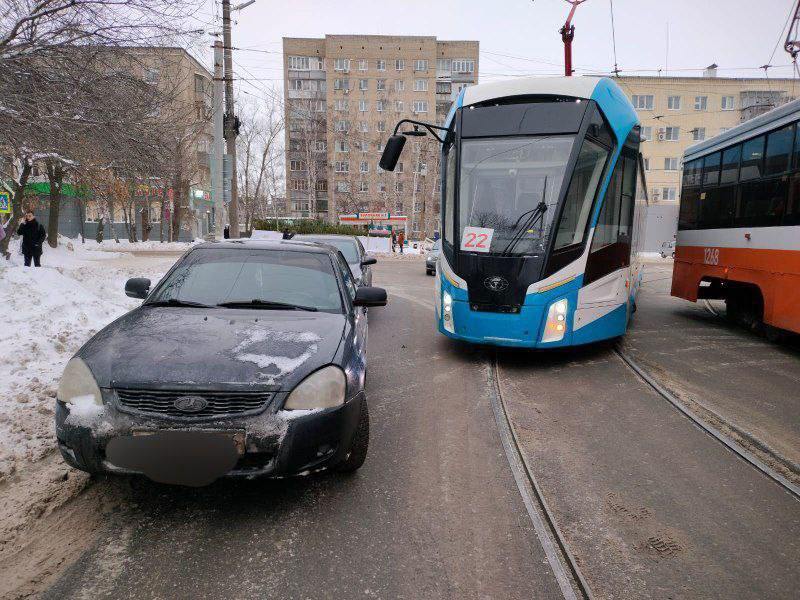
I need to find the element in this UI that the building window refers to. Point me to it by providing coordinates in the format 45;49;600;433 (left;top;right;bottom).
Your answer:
335;140;349;152
694;96;708;111
358;121;369;133
360;161;369;173
378;181;387;193
452;59;475;73
333;78;349;91
334;161;349;173
415;161;427;174
395;79;405;92
359;78;368;91
661;187;677;201
288;56;310;70
359;99;368;112
377;121;386;132
414;59;428;72
396;162;404;173
640;126;653;141
315;100;326;112
395;100;404;112
316;180;328;192
412;100;428;113
376;59;386;71
336;181;350;192
334;99;348;111
315;140;327;152
692;127;706;141
358;59;367;71
359;181;369;192
667;95;681;110
436;81;452;95
334;58;350;72
290;160;306;171
376;99;385;112
631;95;654;110
291;179;309;191
335;120;349;132
721;96;735;110
664;157;679;171
396;181;404;192
720;127;731;134
643;157;650;171
377;141;385;152
376;78;386;91
414;79;428;92
665;126;680;141
289;78;304;91
395;58;404;71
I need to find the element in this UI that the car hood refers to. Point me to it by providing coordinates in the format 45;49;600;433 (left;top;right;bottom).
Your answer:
78;307;347;391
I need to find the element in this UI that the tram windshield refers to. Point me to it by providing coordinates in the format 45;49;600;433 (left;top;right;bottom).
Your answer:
458;135;575;256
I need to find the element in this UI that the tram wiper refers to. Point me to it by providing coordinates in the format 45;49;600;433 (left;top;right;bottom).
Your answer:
501;177;549;256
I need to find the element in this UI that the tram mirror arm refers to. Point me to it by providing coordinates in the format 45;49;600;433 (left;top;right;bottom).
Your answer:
380;118;452;172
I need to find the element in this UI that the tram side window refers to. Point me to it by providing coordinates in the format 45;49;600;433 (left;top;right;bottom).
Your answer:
443;143;456;247
702;152;720;186
740;135;765;181
737;178;788;228
764;124;794;175
678;188;699;230
698;186;734;229
720;145;741;184
788;172;800;226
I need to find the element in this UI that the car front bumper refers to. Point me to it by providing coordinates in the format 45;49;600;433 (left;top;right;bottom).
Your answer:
54;390;364;482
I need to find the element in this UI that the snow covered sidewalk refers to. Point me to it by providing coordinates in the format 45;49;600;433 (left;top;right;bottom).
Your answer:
0;238;187;480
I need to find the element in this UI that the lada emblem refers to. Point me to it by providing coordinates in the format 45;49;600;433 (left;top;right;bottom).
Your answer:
174;395;208;413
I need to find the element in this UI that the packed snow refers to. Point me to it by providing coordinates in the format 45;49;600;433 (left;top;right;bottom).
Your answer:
0;236;191;479
232;328;321;383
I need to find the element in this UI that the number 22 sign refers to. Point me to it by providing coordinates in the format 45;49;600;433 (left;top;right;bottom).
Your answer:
460;226;494;253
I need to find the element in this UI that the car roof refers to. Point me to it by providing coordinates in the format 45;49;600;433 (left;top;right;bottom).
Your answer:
193;239;338;255
293;234;357;242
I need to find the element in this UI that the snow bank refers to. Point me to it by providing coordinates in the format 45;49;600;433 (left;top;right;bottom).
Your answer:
0;242;178;479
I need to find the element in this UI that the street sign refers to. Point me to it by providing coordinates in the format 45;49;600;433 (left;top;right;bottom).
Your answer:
0;191;10;214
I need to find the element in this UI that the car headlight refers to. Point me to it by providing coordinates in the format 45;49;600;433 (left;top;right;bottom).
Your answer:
284;365;346;410
57;357;102;405
541;298;568;343
442;290;455;333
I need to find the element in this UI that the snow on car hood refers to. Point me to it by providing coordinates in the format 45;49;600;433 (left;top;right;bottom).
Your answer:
77;307;346;390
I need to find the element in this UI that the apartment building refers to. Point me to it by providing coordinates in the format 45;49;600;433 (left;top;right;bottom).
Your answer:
283;35;478;231
617;68;795;204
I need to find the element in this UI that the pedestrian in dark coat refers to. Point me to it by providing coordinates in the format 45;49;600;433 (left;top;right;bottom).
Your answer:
391;230;397;253
17;210;47;267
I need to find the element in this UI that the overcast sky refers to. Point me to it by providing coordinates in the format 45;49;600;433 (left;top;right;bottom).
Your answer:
192;0;798;99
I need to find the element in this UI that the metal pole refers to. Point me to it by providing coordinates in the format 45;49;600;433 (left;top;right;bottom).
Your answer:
212;40;225;239
222;0;240;237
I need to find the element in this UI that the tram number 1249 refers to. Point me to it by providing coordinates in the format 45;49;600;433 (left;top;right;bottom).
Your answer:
703;248;720;265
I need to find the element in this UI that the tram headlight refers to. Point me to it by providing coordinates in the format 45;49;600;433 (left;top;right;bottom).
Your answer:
541;298;568;343
442;291;455;333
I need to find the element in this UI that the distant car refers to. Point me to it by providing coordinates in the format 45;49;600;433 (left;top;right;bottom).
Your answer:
293;234;376;286
660;240;676;259
54;240;387;486
425;240;441;276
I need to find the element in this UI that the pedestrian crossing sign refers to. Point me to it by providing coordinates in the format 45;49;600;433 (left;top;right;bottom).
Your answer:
0;191;10;214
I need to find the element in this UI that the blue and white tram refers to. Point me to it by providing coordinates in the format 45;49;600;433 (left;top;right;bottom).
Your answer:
380;76;648;348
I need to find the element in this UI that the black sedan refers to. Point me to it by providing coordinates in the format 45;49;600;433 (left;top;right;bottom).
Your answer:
54;240;387;486
292;234;376;286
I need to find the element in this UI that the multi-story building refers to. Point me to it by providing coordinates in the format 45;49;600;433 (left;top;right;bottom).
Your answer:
283;35;478;234
617;67;795;205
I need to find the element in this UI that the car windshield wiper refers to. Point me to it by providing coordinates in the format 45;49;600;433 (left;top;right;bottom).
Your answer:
501;176;549;257
216;299;318;312
146;299;215;308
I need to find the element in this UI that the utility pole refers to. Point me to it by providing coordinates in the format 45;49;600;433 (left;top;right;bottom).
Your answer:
559;0;587;77
212;40;225;239
222;0;240;237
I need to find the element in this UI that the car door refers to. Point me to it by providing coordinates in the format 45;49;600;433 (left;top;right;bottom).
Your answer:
336;253;368;356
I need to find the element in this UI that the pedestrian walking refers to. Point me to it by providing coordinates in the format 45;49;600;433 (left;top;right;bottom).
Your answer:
17;210;46;267
391;230;397;253
282;227;293;240
223;224;230;239
397;230;405;254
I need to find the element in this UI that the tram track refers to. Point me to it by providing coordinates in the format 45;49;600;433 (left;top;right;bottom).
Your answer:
488;353;594;600
614;346;800;502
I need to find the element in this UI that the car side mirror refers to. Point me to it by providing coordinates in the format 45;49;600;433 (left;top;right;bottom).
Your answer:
361;256;377;266
353;286;387;307
379;135;406;171
125;277;151;299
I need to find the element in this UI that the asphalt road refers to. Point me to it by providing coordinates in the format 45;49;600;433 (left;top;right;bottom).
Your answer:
44;259;564;599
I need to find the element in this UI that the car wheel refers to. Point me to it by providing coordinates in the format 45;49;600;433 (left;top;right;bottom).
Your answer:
336;397;369;473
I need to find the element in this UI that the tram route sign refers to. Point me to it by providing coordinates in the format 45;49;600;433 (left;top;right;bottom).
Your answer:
460;226;493;253
0;191;11;214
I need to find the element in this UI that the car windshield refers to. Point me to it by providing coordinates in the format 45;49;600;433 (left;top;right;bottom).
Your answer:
458;135;575;255
148;249;343;313
294;235;359;264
